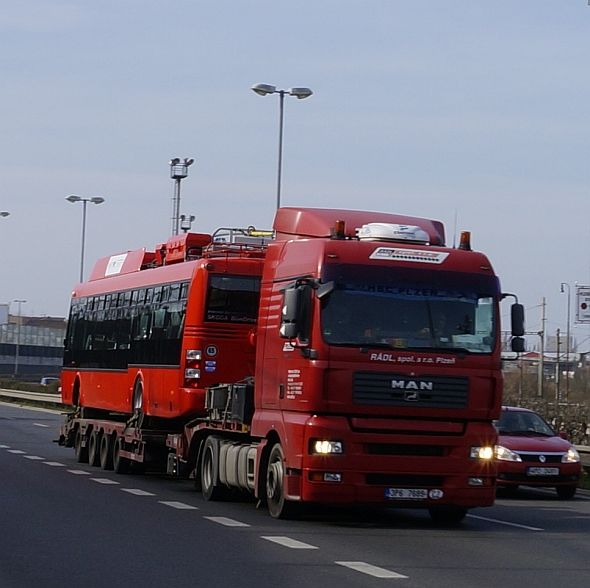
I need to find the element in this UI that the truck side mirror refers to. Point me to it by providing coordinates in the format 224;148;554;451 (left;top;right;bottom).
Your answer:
511;337;525;353
280;287;301;339
511;303;525;337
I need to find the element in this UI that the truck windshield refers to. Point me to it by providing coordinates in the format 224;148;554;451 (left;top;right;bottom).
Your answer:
320;267;499;354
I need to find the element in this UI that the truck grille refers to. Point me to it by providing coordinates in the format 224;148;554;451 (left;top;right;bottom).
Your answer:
366;474;444;486
353;372;469;409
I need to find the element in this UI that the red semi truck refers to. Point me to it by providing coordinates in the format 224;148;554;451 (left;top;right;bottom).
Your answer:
59;207;525;524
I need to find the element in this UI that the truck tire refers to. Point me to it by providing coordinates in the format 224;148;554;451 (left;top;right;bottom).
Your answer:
266;443;299;519
88;429;101;467
200;436;228;501
428;506;467;526
113;436;131;474
99;433;114;470
74;428;89;463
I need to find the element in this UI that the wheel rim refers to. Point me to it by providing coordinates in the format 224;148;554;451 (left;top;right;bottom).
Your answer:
202;448;213;492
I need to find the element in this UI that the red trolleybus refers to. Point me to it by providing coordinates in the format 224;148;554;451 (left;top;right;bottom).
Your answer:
61;227;270;425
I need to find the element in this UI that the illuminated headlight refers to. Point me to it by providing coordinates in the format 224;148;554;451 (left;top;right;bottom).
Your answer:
562;447;581;463
186;350;202;360
185;368;201;379
494;445;522;462
470;446;494;460
311;440;344;455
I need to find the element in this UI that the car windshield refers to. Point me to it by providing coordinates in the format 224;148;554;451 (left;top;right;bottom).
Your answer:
494;411;555;437
320;266;498;354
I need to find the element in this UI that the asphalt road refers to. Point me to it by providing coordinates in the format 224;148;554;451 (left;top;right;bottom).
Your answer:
1;401;589;588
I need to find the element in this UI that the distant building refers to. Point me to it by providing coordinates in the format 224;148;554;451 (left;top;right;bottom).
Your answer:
0;312;66;378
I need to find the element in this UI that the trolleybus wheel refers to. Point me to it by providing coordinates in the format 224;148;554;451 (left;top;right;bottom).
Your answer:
87;429;101;467
99;433;115;470
74;428;88;463
200;436;227;501
266;443;298;519
113;436;131;474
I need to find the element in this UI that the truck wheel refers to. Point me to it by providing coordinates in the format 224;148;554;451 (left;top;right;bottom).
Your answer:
74;428;89;463
556;485;577;500
113;436;131;474
200;436;227;501
88;429;101;467
266;443;298;519
428;506;467;526
99;433;115;470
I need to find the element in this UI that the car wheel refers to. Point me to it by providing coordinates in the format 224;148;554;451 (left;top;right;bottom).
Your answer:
556;485;577;500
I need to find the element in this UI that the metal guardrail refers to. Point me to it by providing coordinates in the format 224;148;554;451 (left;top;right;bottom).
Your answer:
0;388;66;410
576;445;590;473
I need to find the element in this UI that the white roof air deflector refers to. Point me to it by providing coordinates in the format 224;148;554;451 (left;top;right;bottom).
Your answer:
357;223;430;245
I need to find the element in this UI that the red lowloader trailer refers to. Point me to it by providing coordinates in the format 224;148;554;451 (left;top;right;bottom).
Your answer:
60;207;525;524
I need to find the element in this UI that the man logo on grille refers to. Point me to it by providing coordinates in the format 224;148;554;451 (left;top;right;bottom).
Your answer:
404;391;420;401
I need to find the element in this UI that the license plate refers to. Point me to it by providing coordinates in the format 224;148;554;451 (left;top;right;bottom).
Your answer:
385;488;428;500
526;467;559;476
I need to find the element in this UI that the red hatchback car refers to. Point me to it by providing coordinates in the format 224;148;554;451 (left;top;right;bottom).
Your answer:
494;406;581;499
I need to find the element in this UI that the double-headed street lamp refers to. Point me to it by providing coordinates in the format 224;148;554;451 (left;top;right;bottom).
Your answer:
169;158;194;236
251;83;313;210
66;195;105;283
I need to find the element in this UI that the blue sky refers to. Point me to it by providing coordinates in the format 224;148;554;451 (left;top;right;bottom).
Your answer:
0;1;588;349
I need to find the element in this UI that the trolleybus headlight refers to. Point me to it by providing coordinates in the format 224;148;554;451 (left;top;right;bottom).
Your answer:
562;447;580;463
185;368;201;379
494;445;522;462
186;350;202;360
470;446;494;460
310;440;344;455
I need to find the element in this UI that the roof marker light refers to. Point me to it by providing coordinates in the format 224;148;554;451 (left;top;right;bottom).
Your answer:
458;231;472;251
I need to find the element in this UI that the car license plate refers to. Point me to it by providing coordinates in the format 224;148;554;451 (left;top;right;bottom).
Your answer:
526;467;559;476
385;488;428;500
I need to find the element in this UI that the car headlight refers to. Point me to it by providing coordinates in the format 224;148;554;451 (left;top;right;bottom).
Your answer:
494;445;522;462
562;447;581;463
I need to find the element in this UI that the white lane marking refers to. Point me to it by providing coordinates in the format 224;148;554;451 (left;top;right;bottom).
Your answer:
159;501;198;510
33;423;49;428
336;562;408;579
204;516;250;527
68;470;92;475
467;514;543;531
23;455;44;460
7;449;26;454
90;478;120;485
0;445;10;448
261;536;319;550
43;461;66;467
121;488;155;496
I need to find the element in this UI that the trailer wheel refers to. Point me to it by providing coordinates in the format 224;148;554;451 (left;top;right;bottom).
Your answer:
428;506;467;526
266;443;298;519
99;433;115;470
74;428;89;463
113;436;131;474
88;429;101;467
200;436;227;501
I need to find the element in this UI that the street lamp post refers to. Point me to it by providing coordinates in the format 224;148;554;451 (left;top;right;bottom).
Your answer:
560;282;571;401
251;83;313;210
66;195;105;283
13;299;26;378
169;158;194;236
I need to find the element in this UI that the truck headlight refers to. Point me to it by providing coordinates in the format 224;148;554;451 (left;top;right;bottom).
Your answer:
470;446;494;460
310;440;344;455
494;445;522;462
